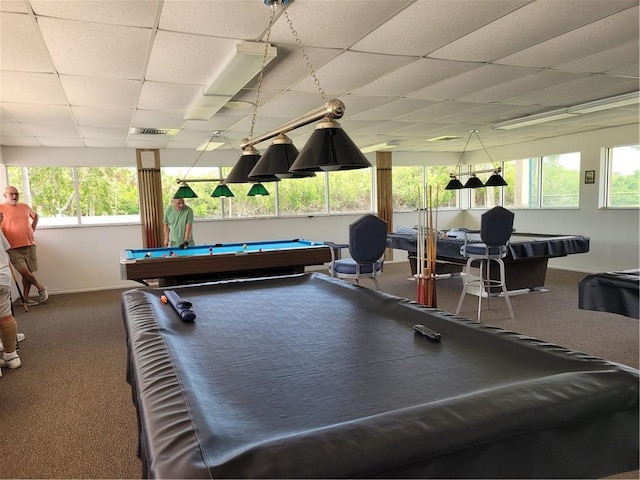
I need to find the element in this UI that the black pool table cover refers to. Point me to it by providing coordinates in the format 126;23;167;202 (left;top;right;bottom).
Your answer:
121;274;639;479
579;269;640;319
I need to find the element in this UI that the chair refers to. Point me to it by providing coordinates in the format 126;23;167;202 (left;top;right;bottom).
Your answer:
455;206;515;321
326;214;388;290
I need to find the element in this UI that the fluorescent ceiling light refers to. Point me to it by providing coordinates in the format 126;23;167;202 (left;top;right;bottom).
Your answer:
360;140;399;153
196;141;225;151
567;92;639;114
492;109;577;130
427;135;460;142
492;91;639;130
185;41;277;121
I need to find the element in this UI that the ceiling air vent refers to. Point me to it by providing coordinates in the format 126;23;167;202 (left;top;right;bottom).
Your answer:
129;127;178;136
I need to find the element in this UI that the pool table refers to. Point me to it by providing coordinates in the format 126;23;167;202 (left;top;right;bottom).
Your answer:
120;239;331;286
388;231;590;292
121;273;638;479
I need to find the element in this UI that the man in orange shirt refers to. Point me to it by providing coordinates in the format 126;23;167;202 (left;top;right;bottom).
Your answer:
0;186;48;306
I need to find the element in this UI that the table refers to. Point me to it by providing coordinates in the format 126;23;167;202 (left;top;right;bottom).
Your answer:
121;273;638;479
119;239;331;286
579;269;640;319
388;231;590;291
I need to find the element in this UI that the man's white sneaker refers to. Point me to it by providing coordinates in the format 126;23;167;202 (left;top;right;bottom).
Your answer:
38;287;48;303
0;333;25;352
0;356;21;369
24;299;39;307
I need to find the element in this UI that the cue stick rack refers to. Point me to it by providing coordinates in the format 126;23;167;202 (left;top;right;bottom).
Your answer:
415;185;438;307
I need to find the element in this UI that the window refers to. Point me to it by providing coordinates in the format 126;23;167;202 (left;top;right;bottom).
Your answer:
501;153;580;209
604;145;640;208
162;167;223;219
78;167;140;224
391;166;458;211
7;166;140;226
392;166;423;211
426;166;458;209
503;158;539;209
541;152;580;207
277;174;326;216
469;162;501;209
328;169;372;213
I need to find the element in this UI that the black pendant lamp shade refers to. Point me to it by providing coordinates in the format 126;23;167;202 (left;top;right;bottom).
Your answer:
226;146;262;183
484;171;508;187
248;134;314;181
289;118;371;173
464;175;485;188
444;176;464;190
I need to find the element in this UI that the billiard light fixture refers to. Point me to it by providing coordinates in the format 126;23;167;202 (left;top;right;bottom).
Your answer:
248;133;315;180
174;182;198;199
247;183;269;196
231;0;370;180
445;129;507;190
211;184;234;198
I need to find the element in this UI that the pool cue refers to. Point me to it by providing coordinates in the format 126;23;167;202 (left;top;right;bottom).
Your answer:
9;263;28;312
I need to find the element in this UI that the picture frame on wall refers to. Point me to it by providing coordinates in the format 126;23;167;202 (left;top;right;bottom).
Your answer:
585;170;595;184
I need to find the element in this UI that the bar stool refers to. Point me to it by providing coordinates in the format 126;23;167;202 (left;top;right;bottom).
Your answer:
456;206;515;321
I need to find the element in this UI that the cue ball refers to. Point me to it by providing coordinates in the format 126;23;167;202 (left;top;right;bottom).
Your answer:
243;244;247;249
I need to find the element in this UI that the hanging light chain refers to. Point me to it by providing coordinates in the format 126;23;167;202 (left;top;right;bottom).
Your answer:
282;8;327;106
248;4;278;141
472;129;496;166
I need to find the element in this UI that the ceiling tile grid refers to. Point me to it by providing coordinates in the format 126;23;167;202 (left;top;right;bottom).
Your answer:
0;0;637;153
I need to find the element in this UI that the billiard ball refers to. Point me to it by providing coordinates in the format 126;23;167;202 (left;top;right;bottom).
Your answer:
144;252;151;258
242;244;247;249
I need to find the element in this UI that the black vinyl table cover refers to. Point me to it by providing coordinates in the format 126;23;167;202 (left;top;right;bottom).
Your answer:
121;273;639;479
387;232;590;262
579;269;640;319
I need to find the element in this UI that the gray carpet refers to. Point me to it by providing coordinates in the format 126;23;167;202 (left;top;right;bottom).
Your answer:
0;263;637;479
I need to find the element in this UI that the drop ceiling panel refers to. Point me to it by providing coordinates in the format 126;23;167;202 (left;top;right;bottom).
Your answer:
556;41;640;75
349;98;438;121
407;64;537;101
0;121;29;136
60;76;141;109
146;32;240;85
245;45;341;92
1;12;53;72
292;51;414;95
30;0;160;27
429;0;638;62
79;125;129;139
133;110;187;130
495;6;639;68
459;70;588;104
1;103;74;123
158;0;274;39
138;81;202;111
21;123;79;137
38;17;152;78
352;59;482;97
71;107;133;127
0;72;67;104
352;0;529;55
266;0;412;49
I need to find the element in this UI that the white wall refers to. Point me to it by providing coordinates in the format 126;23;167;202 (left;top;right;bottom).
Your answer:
1;123;638;295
